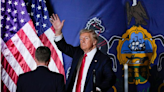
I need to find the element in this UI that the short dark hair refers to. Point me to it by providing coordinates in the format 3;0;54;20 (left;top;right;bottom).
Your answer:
35;46;51;63
80;29;98;41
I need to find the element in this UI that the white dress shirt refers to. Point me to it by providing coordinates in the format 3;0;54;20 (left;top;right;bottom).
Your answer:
54;34;97;92
72;48;97;92
54;34;63;42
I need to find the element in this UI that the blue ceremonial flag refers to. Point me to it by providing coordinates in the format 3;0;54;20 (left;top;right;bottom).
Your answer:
46;0;127;79
49;0;164;91
124;0;164;91
47;0;126;91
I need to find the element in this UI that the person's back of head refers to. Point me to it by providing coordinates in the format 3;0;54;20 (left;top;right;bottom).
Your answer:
35;46;51;65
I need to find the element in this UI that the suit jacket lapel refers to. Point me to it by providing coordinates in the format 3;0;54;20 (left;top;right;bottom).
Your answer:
84;50;100;88
66;51;84;90
71;51;84;77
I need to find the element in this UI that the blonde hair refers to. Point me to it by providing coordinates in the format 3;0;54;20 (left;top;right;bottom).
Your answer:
80;29;98;41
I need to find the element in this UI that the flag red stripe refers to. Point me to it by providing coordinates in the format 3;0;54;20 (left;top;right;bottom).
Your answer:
28;19;37;34
6;39;31;72
17;28;36;59
1;53;18;84
28;20;65;76
1;81;10;92
39;33;65;76
50;26;56;33
50;27;66;81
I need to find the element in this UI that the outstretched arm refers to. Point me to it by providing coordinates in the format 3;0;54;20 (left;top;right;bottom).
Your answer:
50;14;65;36
50;14;77;57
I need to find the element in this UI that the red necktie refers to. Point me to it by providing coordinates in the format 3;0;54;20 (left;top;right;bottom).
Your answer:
76;54;87;92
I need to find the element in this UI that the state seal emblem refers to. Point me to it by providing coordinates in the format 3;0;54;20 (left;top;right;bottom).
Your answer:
117;26;157;85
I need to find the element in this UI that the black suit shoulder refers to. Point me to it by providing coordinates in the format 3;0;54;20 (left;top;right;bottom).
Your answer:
96;50;112;62
19;66;64;79
17;66;65;92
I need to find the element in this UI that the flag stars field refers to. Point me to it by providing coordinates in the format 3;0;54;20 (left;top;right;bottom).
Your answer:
7;8;11;13
8;0;12;5
1;7;5;11
5;25;9;29
6;17;10;21
20;19;24;23
0;24;3;28
13;26;17;30
44;7;47;11
43;16;47;20
13;18;17;22
21;11;25;15
2;0;5;3
14;10;17;14
37;5;41;10
21;2;25;7
37;14;40;18
0;16;3;20
31;12;34;16
5;33;9;38
31;4;35;8
14;1;18;6
42;24;46;28
36;22;39;26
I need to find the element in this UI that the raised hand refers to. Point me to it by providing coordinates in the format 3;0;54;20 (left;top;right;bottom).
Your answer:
50;14;65;36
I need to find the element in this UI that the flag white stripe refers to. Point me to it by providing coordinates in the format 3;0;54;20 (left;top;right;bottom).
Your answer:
45;28;63;64
1;65;17;92
11;34;37;71
22;21;43;48
48;58;59;73
22;21;60;73
1;38;24;75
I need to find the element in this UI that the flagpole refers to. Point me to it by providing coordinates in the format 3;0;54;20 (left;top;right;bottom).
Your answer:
124;63;128;92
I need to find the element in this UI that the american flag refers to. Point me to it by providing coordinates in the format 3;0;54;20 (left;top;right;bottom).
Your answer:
1;0;65;92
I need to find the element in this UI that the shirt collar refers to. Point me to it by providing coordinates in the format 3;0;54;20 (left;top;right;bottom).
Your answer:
85;48;97;58
37;65;48;68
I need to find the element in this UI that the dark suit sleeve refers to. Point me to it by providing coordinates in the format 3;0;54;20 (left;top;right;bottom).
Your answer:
98;58;116;92
56;74;65;92
55;37;79;58
16;75;22;92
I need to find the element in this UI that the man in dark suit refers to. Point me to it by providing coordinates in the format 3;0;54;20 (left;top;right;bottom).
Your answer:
50;14;116;92
16;46;65;92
